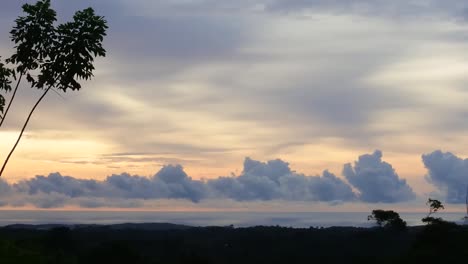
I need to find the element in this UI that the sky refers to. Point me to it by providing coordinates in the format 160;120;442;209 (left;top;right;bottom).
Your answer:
1;0;468;211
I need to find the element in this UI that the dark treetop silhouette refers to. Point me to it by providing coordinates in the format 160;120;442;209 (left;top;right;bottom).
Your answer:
421;198;454;225
0;0;107;177
367;209;407;230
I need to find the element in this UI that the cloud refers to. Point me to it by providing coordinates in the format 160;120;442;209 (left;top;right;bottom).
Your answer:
151;164;207;202
0;151;429;208
265;0;468;21
0;155;361;208
422;150;468;204
16;173;102;198
27;192;69;209
14;165;207;204
343;150;416;203
208;157;356;202
18;158;354;206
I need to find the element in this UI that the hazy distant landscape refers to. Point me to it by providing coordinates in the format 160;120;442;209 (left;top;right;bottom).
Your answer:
0;210;467;228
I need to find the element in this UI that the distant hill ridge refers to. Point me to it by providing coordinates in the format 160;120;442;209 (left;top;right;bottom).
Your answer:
2;222;194;231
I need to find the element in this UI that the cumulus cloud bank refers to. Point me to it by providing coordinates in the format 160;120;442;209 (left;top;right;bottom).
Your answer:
343;150;416;203
208;158;356;202
422;150;468;204
0;151;421;208
13;165;207;205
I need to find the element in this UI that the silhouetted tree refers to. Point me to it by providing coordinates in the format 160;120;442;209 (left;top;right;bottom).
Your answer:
422;198;443;224
368;209;407;230
426;198;444;216
422;198;453;226
0;0;107;177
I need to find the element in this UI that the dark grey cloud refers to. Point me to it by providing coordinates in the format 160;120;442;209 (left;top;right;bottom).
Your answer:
108;15;245;62
0;178;11;198
0;152;425;208
56;153;201;168
93;1;252;88
343;150;416;203
16;173;101;198
49;0;468;21
0;0;250;99
27;192;68;209
15;165;207;203
422;150;468;204
262;82;410;130
0;1;26;35
266;0;468;21
15;158;355;205
209;158;356;202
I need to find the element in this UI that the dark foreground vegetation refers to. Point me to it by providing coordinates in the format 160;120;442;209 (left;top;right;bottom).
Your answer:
0;221;467;264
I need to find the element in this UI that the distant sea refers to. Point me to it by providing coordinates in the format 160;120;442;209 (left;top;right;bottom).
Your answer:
0;211;466;228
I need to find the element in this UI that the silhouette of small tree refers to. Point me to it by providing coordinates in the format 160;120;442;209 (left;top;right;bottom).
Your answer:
422;198;449;225
427;198;444;216
368;209;407;230
0;0;107;177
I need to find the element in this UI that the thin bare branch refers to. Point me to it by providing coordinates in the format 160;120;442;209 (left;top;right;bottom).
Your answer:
0;87;50;177
0;72;23;128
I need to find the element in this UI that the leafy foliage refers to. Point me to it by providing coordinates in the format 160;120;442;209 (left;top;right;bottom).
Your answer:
0;0;107;177
2;223;468;264
0;58;13;114
368;209;407;230
421;216;457;228
421;198;455;226
426;198;444;217
6;0;107;91
6;0;57;74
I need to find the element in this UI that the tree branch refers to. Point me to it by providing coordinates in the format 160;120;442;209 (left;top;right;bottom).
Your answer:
0;72;23;128
0;86;50;177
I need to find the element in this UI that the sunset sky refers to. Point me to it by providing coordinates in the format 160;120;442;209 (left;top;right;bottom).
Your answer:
1;0;468;211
